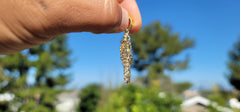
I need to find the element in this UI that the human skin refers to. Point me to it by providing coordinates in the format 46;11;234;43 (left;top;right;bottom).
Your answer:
0;0;142;54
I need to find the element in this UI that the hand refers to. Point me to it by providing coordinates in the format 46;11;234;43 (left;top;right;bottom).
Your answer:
0;0;142;54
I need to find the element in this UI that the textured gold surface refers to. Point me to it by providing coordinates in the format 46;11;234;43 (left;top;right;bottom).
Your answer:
120;18;133;84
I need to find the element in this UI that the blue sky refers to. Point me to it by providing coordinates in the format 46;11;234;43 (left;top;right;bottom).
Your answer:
66;0;240;89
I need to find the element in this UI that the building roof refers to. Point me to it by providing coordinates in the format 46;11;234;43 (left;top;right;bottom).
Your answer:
182;96;210;107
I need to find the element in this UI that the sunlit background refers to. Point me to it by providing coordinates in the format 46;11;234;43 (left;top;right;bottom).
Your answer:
1;0;240;112
67;0;240;89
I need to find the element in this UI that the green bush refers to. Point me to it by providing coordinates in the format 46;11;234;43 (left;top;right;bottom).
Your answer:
78;84;101;112
96;85;182;112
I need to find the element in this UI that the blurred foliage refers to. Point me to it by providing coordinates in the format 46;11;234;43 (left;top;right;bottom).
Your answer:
227;38;240;90
16;87;60;112
0;35;71;112
78;84;101;112
131;21;194;88
207;105;221;112
207;92;228;106
96;84;182;112
202;85;232;106
174;82;192;93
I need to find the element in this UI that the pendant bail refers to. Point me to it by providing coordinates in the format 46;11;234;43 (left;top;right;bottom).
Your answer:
126;17;132;32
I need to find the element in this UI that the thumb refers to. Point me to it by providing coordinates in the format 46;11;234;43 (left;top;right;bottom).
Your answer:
120;0;142;34
118;7;129;32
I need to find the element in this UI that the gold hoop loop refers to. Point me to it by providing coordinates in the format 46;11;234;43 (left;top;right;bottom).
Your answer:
127;17;132;31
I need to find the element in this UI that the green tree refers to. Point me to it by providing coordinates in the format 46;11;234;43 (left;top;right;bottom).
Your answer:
0;35;71;112
131;21;194;87
78;84;101;112
227;38;240;90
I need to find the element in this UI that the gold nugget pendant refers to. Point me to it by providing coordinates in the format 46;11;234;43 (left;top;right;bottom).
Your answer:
120;18;133;84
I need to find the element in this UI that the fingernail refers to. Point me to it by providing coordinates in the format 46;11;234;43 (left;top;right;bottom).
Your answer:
119;7;129;32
